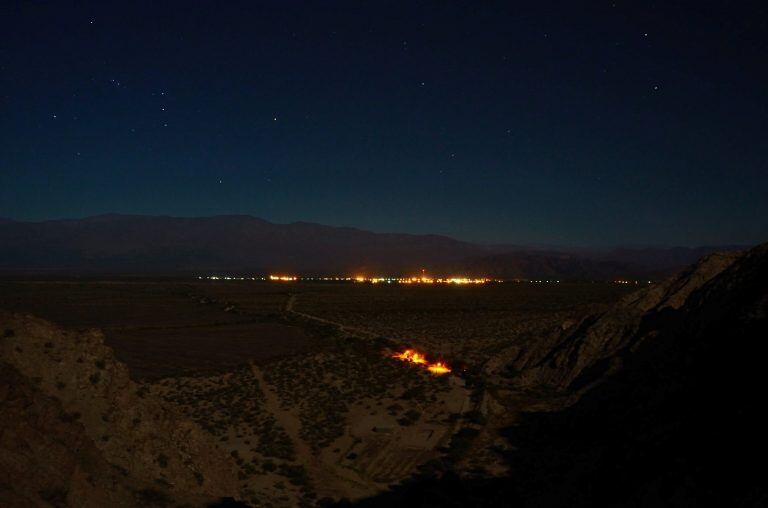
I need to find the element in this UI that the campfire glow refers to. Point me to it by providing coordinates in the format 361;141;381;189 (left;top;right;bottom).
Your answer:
392;349;428;364
427;362;451;375
391;349;451;375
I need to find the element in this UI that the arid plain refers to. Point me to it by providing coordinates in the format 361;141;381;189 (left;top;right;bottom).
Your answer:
0;279;633;506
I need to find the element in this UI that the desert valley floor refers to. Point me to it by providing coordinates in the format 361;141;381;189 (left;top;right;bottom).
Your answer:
0;279;633;506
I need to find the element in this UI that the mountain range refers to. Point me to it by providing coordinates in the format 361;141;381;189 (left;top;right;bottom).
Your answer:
0;214;746;279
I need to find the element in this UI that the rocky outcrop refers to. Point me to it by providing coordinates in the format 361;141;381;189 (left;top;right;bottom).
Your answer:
510;249;743;392
0;362;148;507
0;313;240;507
357;242;768;507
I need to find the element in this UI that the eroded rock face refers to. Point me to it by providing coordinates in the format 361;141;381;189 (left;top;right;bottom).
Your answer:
0;362;149;507
357;243;768;507
0;313;240;507
510;250;743;392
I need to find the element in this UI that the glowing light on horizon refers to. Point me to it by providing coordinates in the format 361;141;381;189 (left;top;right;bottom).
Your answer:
269;275;297;281
353;276;494;284
201;274;506;284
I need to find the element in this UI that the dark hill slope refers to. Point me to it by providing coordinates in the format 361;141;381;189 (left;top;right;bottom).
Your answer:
0;312;241;506
510;249;742;392
355;242;768;507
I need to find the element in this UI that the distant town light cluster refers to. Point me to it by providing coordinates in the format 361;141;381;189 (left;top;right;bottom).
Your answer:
198;274;501;284
355;276;496;284
269;275;298;281
201;275;266;281
198;274;649;284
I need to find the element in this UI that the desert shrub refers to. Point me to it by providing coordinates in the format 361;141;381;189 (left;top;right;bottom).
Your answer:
39;487;68;507
463;410;487;425
400;385;425;401
136;488;172;506
279;464;310;486
445;427;480;462
58;410;81;422
404;409;422;423
501;364;519;378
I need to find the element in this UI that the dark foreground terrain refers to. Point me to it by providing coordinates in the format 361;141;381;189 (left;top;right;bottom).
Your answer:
1;244;766;507
356;245;768;507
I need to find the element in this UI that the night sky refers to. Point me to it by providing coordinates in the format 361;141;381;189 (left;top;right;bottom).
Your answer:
2;1;767;247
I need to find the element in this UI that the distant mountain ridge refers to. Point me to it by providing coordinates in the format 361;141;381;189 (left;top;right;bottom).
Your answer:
0;214;746;279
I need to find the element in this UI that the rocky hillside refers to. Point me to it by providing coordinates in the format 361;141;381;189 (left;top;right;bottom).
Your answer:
0;313;240;507
357;242;768;507
0;361;165;507
507;249;743;392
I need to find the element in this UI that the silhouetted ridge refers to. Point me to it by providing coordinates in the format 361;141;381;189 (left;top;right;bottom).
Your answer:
0;214;740;278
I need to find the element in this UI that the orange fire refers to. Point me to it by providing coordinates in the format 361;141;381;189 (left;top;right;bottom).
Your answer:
391;349;451;375
392;349;427;365
427;362;451;375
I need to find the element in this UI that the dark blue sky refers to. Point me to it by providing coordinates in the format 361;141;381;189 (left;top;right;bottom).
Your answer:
1;1;767;247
